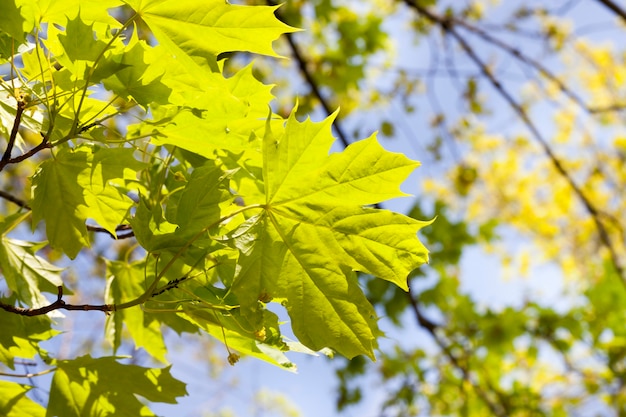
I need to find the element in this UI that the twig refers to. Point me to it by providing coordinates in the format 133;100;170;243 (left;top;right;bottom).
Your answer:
406;286;508;417
1;99;25;166
0;367;56;378
3;138;52;166
0;287;115;316
403;0;626;284
266;0;351;149
595;0;626;24
450;17;595;113
85;224;135;239
0;190;30;209
0;189;134;238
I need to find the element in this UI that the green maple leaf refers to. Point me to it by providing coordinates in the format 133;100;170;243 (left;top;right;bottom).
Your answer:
47;355;187;417
124;0;297;60
31;146;144;259
173;161;234;232
0;313;57;368
230;111;431;359
0;0;28;42
0;381;45;417
105;261;168;363
23;0;122;28
0;237;64;308
129;64;276;157
181;287;297;371
58;14;109;62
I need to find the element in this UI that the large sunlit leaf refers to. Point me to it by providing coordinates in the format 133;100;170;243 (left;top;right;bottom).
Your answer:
129;64;276;157
230;111;430;359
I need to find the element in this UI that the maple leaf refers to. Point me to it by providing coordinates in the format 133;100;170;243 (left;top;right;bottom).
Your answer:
230;111;431;359
123;0;298;59
31;146;145;258
47;356;186;417
0;381;45;417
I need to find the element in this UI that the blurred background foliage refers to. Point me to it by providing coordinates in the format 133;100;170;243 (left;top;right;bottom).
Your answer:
222;0;626;415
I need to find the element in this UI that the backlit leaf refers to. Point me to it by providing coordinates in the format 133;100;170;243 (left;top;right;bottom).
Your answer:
47;355;187;417
123;0;297;59
231;111;429;359
0;381;45;417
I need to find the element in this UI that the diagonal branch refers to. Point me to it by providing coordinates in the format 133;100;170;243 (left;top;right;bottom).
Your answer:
403;0;626;284
0;190;30;209
0;287;115;316
451;17;626;114
267;0;351;149
0;191;134;238
406;286;509;417
595;0;626;23
1;99;25;166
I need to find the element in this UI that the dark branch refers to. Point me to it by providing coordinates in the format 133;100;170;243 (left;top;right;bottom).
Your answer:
406;286;508;417
0;190;134;239
0;287;115;316
1;100;25;166
0;190;30;209
595;0;626;24
3;138;52;166
86;224;135;239
451;18;592;112
404;0;626;285
266;0;351;149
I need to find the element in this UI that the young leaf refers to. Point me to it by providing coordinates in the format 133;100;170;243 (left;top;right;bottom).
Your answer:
0;313;57;369
173;161;234;232
47;355;187;417
0;381;45;417
57;14;109;62
123;0;297;58
0;237;63;308
105;261;168;363
102;35;172;107
31;146;142;258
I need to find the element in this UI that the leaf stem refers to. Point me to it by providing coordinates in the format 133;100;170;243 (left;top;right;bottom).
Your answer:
0;367;56;378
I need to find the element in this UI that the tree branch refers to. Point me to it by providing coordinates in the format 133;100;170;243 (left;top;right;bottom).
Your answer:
0;190;134;238
595;0;626;24
406;286;508;417
1;99;25;166
0;287;115;316
0;190;30;209
267;0;351;149
0;367;56;378
403;0;626;284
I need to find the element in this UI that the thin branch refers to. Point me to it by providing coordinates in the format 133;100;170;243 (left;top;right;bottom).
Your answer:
3;137;52;166
0;190;30;209
1;99;25;166
0;190;135;238
403;0;626;285
450;17;596;113
266;0;351;149
0;287;115;316
595;0;626;24
85;224;135;239
406;286;508;417
0;367;56;378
